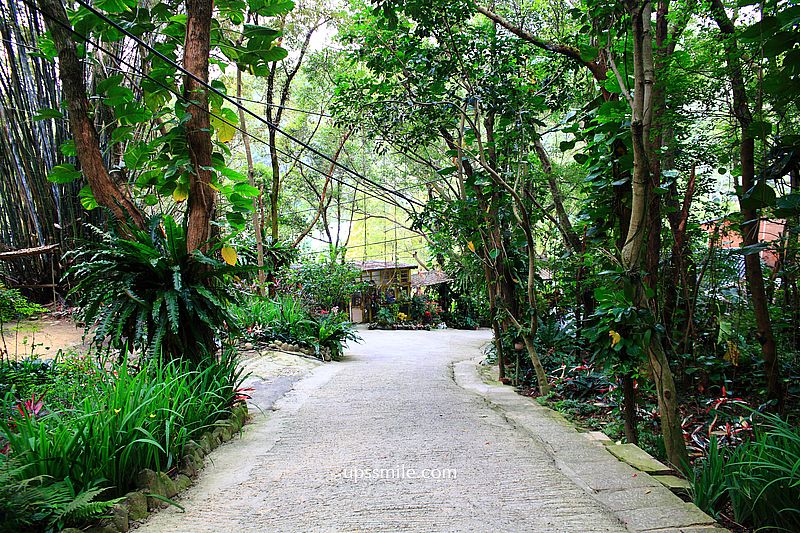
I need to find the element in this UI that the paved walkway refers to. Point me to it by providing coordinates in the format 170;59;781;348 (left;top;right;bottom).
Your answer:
139;329;713;532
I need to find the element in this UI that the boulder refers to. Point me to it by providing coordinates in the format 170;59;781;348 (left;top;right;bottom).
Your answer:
123;492;148;521
110;503;129;532
175;474;192;492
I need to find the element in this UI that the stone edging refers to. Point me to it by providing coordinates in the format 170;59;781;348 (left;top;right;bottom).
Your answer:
453;357;729;533
61;402;249;533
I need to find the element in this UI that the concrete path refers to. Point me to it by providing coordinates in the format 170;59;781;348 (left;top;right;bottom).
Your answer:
139;329;715;533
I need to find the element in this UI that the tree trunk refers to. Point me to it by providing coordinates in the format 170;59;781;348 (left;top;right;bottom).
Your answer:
710;0;783;411
183;0;215;252
622;371;639;444
38;0;144;229
618;0;689;469
236;68;265;292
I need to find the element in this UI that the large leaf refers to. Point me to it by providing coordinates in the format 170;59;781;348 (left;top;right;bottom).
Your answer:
740;181;777;210
210;107;239;143
47;164;81;184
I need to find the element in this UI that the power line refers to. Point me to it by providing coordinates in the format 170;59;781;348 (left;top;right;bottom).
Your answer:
228;94;333;118
23;0;413;214
71;0;424;208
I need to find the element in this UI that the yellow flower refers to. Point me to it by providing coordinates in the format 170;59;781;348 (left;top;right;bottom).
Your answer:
114;408;121;414
150;413;156;418
609;330;622;347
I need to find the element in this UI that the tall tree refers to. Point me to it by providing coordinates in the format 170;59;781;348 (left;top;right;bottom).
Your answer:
709;0;783;410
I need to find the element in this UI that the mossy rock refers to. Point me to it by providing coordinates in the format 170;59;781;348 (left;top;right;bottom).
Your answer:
124;491;148;522
175;473;192;492
109;503;129;532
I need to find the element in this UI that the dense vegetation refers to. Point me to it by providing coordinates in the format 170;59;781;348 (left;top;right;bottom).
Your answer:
0;0;798;530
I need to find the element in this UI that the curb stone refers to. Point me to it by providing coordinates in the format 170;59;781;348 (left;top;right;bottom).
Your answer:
60;402;249;533
453;357;730;533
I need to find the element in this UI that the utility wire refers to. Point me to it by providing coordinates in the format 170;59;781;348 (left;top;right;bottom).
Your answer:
71;0;424;208
23;0;412;213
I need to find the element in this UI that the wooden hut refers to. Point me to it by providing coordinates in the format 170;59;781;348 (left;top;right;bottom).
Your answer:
349;260;417;323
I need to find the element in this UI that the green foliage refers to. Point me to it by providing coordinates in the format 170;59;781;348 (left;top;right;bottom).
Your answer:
0;353;244;530
232;295;360;359
66;216;240;361
0;283;46;323
0;353;104;412
375;306;396;327
282;254;366;311
0;458;118;533
691;413;800;531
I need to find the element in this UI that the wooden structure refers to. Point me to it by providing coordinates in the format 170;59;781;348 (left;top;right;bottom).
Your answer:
349;260;417;323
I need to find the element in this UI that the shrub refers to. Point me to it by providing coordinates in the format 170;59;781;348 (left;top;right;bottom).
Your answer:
0;353;244;531
233;295;359;359
0;283;46;323
66;216;239;361
691;412;800;531
281;256;365;311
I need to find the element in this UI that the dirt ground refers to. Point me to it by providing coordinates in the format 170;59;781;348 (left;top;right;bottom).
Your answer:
1;316;88;360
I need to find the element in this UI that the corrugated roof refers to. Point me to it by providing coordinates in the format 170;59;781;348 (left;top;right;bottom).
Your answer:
352;260;418;272
411;270;451;287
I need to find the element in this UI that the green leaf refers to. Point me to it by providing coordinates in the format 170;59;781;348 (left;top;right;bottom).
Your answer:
48;163;81;184
33;108;63;120
79;184;99;210
249;0;294;16
579;44;598;62
233;182;260;197
740;180;776;210
747;120;772;140
95;0;136;14
116;102;152;125
775;192;800;217
103;85;135;106
60;140;77;157
96;74;124;94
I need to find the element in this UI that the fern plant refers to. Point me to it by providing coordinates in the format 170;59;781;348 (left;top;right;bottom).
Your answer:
0;457;118;532
66;216;239;361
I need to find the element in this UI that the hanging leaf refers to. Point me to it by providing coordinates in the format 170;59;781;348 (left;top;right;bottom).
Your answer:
249;0;295;16
740;181;776;210
221;245;238;266
33;108;63;121
172;183;189;202
210;107;239;143
95;0;136;14
467;241;476;253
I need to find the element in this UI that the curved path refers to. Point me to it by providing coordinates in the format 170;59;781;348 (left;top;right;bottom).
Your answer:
139;329;632;532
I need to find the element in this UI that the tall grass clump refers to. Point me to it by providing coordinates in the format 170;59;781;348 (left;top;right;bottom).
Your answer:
0;352;244;531
691;412;800;531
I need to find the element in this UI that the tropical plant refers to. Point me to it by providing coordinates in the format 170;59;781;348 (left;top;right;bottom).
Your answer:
283;255;366;311
691;412;800;531
0;284;46;323
66;216;240;361
233;295;359;359
0;456;119;533
0;352;244;530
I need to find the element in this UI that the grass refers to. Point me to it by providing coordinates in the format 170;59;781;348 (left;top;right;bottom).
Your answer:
0;352;245;531
691;412;800;531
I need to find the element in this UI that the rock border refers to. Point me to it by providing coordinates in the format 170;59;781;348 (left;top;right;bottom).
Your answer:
60;402;249;533
454;357;729;533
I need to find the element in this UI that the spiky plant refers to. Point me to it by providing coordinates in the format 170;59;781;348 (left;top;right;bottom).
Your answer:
66;215;240;361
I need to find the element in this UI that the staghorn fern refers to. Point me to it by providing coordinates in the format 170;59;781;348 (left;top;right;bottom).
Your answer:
65;215;241;361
